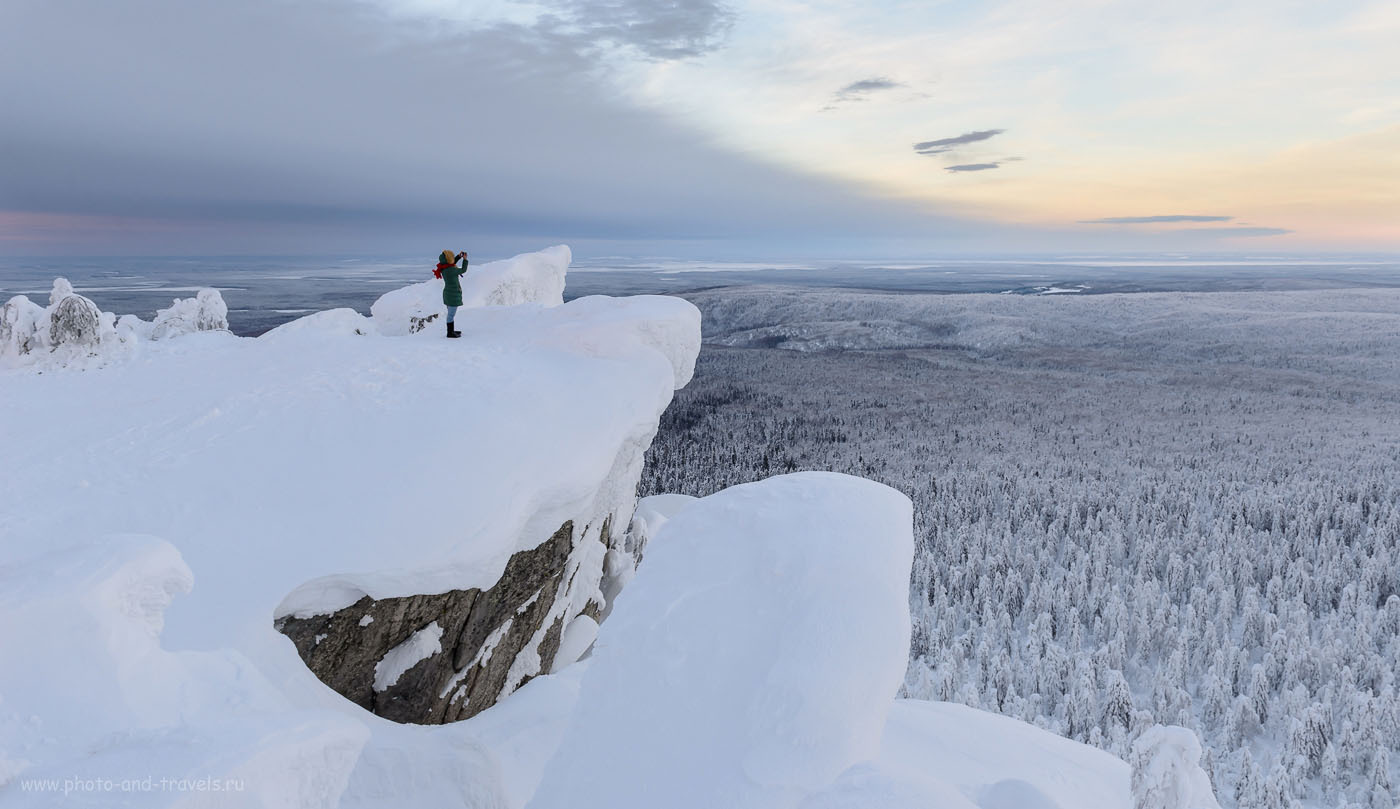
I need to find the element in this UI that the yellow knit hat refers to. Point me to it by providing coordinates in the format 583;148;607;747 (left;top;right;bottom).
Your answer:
440;250;456;264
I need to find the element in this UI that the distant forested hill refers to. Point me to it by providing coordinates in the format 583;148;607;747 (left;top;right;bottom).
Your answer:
643;287;1400;809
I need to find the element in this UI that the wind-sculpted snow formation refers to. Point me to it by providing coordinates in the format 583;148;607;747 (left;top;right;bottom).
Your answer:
0;279;229;367
473;478;1137;809
370;245;571;336
0;250;1156;808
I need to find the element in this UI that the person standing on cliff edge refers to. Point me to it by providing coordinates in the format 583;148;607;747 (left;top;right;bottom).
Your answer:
434;249;468;338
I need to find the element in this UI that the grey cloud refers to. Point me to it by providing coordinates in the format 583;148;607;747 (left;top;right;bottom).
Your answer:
835;77;902;101
1080;215;1234;224
0;0;997;255
538;0;736;59
945;163;1001;172
914;129;1005;155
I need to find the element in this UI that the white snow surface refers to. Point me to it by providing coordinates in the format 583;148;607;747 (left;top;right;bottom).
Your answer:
629;492;697;544
528;472;916;809
0;247;700;805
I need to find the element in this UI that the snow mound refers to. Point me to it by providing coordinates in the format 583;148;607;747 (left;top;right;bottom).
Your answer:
528;472;915;809
1;279;228;369
370;245;571;336
818;700;1131;809
261;307;377;340
0;535;369;806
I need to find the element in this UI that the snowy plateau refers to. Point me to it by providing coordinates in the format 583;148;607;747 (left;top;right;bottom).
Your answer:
0;247;1210;808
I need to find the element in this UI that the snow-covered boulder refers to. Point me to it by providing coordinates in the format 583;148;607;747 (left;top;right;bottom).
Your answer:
276;520;587;724
370;245;571;336
150;288;229;339
529;472;915;809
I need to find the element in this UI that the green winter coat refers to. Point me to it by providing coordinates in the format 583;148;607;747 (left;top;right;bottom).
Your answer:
441;259;466;307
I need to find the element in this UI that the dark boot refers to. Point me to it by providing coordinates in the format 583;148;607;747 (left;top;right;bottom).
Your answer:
446;321;460;338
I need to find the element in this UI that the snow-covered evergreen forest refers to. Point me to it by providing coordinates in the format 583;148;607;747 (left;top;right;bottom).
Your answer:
640;286;1400;809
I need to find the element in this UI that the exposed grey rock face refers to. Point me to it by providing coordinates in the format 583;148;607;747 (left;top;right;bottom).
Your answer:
277;519;609;724
408;311;439;334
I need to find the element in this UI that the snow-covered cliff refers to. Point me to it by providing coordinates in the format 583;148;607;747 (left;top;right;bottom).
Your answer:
0;247;1191;808
0;247;702;804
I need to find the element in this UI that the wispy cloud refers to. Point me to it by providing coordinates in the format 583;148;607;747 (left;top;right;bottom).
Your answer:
836;77;902;100
945;163;1001;172
821;76;905;111
1079;215;1234;224
1182;226;1293;237
914;129;1005;155
1077;216;1290;236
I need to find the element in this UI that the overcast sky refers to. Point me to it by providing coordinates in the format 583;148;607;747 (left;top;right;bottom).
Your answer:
2;0;1398;256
